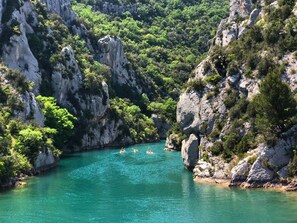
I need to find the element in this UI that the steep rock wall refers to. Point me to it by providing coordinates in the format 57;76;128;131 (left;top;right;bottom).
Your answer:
97;35;142;94
176;0;297;186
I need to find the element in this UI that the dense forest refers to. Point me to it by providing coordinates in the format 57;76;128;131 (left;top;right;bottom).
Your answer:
71;0;229;111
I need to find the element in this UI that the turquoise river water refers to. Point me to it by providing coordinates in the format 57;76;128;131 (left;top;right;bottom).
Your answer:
1;142;297;222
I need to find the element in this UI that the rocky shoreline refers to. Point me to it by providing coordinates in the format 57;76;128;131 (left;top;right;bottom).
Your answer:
194;177;297;192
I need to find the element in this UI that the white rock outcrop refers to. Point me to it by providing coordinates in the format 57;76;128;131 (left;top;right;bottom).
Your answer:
2;4;41;93
52;45;83;108
98;35;142;93
193;160;213;178
41;0;76;22
181;134;199;170
177;89;226;135
215;0;257;47
247;125;297;183
15;92;44;126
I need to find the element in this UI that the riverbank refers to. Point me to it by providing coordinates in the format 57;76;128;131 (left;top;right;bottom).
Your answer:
0;160;59;191
0;174;30;191
194;177;297;192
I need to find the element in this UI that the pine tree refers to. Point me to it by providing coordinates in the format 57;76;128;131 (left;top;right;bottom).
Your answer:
253;70;297;143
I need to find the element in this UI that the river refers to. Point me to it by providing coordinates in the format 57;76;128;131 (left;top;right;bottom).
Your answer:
0;142;297;222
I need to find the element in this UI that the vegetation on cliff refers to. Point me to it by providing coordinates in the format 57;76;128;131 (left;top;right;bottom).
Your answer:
206;0;297;160
72;0;229;110
175;0;297;181
0;66;76;185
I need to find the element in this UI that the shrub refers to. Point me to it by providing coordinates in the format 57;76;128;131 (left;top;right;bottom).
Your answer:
204;74;221;85
5;70;32;94
248;155;257;165
185;78;205;94
224;90;238;109
210;141;224;156
236;132;255;155
229;97;248;119
288;150;297;177
210;46;228;76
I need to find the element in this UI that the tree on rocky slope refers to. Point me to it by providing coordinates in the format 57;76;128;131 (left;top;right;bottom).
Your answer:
253;70;297;144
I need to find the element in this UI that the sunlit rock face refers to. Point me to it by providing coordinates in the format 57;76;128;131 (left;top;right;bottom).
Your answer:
41;0;76;23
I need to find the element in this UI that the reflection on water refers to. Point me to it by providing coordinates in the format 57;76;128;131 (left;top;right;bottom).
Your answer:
0;142;297;223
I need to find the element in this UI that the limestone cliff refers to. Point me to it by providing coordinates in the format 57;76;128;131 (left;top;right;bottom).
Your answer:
97;35;142;95
2;1;41;93
0;0;141;162
41;0;76;23
176;0;297;187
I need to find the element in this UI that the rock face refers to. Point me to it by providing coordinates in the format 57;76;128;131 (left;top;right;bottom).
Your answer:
52;45;83;110
2;2;41;93
81;118;133;149
181;134;199;170
151;114;171;139
2;33;41;93
41;0;76;23
246;125;297;183
34;150;58;172
215;0;258;47
177;90;226;135
177;0;297;187
164;133;182;151
15;92;45;126
0;0;136;152
50;44;130;149
97;35;142;94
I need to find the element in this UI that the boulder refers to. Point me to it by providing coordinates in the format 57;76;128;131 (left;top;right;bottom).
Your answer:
211;156;230;179
277;166;288;179
193;160;213;178
247;158;275;183
231;158;251;182
181;134;199;171
165;133;182;151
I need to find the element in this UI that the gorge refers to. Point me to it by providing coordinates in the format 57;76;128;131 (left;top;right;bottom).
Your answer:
0;0;297;220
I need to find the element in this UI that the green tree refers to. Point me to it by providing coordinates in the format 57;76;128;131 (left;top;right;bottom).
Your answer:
253;71;297;143
36;96;77;148
14;128;44;160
